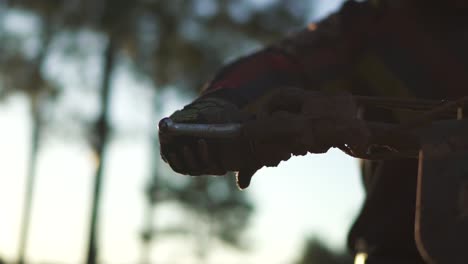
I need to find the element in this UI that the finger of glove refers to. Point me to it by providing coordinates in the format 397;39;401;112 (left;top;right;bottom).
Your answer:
159;132;190;174
158;127;174;143
158;132;170;161
160;147;168;163
165;142;226;176
181;146;205;176
167;152;187;175
171;98;250;124
198;139;227;176
258;87;305;118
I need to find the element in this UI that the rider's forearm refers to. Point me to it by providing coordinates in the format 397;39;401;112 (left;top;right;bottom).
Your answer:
198;47;306;113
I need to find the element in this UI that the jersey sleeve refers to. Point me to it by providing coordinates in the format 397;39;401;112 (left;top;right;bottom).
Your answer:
196;1;376;113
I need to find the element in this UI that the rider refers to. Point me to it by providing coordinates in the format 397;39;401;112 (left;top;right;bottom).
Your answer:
159;1;468;263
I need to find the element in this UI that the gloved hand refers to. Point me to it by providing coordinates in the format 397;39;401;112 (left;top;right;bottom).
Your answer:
159;96;301;189
159;97;251;177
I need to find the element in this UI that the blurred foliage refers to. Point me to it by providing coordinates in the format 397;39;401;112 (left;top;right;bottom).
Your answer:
296;237;354;264
0;7;57;101
144;173;253;249
5;0;309;88
0;0;313;262
1;0;310;137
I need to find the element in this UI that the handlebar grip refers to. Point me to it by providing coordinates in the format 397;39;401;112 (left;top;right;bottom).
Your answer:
158;118;243;139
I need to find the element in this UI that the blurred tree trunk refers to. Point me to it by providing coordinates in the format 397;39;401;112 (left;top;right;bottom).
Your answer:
17;16;52;264
140;194;154;264
17;97;41;264
86;33;117;264
139;97;163;264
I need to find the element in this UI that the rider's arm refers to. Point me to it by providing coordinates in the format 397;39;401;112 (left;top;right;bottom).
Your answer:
196;1;376;114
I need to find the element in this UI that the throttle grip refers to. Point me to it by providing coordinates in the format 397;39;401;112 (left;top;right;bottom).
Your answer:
158;118;243;139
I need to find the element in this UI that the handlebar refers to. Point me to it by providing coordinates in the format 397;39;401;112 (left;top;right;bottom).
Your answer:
158;118;242;139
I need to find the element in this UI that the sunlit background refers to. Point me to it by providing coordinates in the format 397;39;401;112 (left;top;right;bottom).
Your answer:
0;0;364;263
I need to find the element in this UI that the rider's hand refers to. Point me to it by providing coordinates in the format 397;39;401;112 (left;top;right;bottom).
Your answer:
159;97;251;177
159;47;306;188
158;96;297;189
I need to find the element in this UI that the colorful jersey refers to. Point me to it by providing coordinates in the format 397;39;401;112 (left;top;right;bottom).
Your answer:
193;0;468;261
201;1;468;107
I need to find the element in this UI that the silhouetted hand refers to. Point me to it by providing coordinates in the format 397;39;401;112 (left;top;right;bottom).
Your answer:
158;97;298;189
159;98;251;177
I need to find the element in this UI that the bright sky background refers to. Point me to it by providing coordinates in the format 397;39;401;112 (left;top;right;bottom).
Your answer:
0;0;365;263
